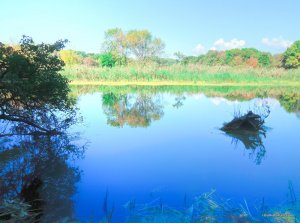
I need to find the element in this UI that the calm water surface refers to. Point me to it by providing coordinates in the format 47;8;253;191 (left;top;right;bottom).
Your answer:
72;91;300;222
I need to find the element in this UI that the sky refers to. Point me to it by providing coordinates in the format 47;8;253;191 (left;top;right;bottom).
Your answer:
0;0;299;56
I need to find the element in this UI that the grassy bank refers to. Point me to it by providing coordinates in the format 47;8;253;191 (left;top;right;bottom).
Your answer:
61;64;300;86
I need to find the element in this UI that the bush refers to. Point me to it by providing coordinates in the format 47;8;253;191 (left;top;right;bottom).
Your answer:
98;53;116;68
59;50;81;65
246;57;259;68
82;57;98;66
258;53;271;67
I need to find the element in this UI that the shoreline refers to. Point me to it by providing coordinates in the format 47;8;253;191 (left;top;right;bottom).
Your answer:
69;80;300;87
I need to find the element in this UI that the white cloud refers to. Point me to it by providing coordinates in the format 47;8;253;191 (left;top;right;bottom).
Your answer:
261;37;292;49
194;43;206;55
211;38;246;51
193;38;246;55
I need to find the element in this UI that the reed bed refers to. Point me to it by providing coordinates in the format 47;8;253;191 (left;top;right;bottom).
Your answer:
61;64;300;85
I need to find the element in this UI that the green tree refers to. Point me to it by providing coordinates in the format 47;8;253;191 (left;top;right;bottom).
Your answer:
258;53;271;67
282;40;300;69
0;37;82;222
98;52;116;67
223;48;271;67
0;36;74;133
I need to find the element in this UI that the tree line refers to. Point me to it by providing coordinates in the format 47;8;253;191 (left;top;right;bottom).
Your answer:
59;28;165;67
56;28;300;69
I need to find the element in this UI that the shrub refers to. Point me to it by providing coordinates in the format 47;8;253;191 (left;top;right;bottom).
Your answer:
258;53;271;67
98;53;116;68
59;50;81;65
82;57;98;66
246;57;259;68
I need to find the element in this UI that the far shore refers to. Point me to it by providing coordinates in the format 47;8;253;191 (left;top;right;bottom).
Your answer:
69;80;300;87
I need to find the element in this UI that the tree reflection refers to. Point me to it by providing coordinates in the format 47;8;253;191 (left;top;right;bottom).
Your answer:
279;93;300;117
0;112;84;222
0;37;83;222
173;95;186;109
102;93;164;127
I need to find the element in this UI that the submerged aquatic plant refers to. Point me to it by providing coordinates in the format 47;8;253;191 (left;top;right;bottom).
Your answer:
124;187;300;223
98;190;114;223
123;190;254;223
0;199;40;223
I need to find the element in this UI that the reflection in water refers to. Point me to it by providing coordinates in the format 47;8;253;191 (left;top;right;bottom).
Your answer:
101;91;272;164
102;93;164;127
173;95;186;109
77;90;299;222
0;105;84;222
223;128;267;165
0;134;84;222
72;85;300;117
279;93;300;117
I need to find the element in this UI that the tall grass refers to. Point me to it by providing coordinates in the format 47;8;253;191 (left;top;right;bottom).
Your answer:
61;64;300;84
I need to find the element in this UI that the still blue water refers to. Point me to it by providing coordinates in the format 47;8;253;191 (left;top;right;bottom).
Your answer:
72;92;300;222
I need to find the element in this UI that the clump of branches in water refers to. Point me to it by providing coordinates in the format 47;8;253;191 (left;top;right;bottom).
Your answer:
220;104;270;165
221;105;270;132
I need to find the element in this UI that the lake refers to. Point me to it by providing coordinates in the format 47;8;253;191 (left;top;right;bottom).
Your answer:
71;86;300;222
1;86;300;222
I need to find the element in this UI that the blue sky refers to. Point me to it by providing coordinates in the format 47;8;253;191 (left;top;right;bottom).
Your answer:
1;0;298;56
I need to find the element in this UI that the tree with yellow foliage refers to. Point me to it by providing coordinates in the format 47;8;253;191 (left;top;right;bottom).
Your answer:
59;50;81;65
126;30;165;60
102;28;165;61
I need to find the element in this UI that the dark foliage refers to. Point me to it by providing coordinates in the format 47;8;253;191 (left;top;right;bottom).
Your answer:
0;36;76;135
